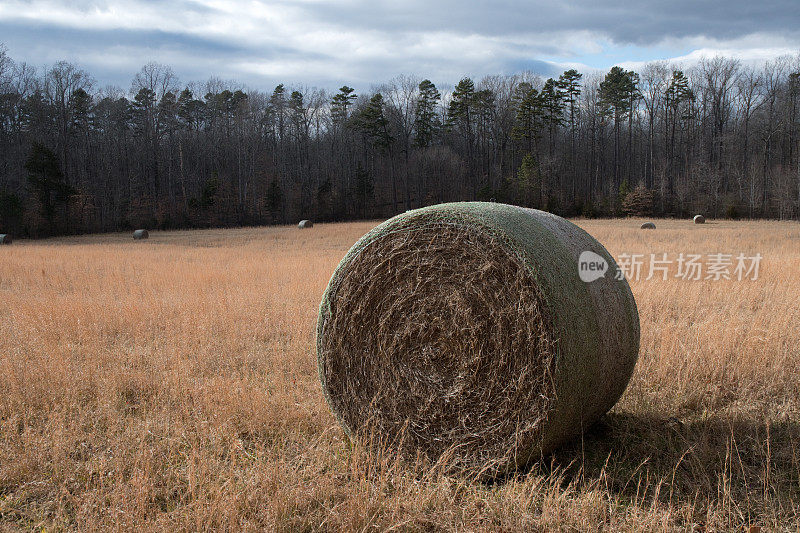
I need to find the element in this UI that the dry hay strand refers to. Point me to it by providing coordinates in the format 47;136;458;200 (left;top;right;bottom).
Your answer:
132;229;149;240
694;215;706;224
0;234;11;244
317;202;640;478
298;220;314;229
640;222;656;229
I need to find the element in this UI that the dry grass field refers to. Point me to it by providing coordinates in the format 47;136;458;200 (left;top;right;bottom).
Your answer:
1;218;799;531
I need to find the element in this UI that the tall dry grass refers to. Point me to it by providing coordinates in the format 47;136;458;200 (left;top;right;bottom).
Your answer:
0;219;798;531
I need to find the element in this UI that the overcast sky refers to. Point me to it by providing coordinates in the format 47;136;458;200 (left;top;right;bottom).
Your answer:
1;0;799;92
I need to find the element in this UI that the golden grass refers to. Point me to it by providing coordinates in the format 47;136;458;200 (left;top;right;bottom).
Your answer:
1;218;798;531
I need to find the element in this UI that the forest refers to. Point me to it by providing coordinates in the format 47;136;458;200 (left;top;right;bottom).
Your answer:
1;43;799;236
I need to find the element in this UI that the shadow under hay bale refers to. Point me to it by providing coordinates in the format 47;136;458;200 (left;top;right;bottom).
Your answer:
298;220;313;229
537;412;800;521
317;202;640;478
694;214;705;224
640;222;656;229
132;229;149;240
0;234;11;244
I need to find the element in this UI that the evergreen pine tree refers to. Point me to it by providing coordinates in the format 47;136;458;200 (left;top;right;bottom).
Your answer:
413;79;441;148
330;86;357;125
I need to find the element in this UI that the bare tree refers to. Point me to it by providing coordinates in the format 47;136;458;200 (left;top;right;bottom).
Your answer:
640;61;669;189
3;48;800;238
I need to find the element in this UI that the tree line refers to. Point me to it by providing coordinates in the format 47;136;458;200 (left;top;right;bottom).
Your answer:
1;44;799;237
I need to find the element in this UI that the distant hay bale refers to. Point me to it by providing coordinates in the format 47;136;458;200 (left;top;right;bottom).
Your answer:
640;222;656;229
317;202;640;477
0;234;11;245
132;229;149;240
298;220;313;229
693;215;705;224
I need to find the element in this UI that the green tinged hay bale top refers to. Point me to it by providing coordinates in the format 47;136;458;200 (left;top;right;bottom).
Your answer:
0;234;11;244
298;220;313;229
694;214;705;224
641;222;656;229
132;229;149;240
316;202;640;477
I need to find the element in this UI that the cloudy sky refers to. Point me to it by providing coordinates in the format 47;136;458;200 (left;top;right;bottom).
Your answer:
1;0;799;91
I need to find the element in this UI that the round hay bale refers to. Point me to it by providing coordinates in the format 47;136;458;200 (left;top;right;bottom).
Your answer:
640;222;656;229
317;202;640;477
693;214;705;224
298;219;313;229
0;234;11;245
132;229;149;240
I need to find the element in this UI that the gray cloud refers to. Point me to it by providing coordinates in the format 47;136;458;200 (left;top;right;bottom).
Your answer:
0;0;798;90
292;0;800;46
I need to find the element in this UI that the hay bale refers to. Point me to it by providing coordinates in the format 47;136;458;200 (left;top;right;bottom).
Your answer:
298;219;313;229
132;229;149;240
0;234;11;245
317;202;640;477
640;222;656;229
693;214;705;224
